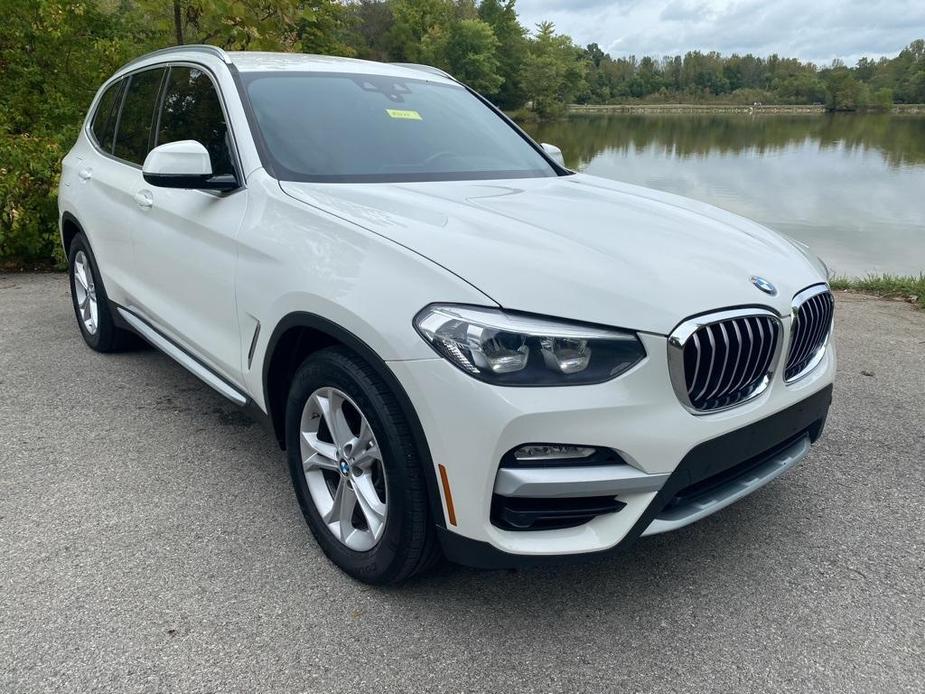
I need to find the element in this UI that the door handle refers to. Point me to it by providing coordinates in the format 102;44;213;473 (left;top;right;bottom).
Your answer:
134;190;154;209
78;168;93;181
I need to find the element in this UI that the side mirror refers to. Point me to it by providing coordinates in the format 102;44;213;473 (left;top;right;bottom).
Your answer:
541;142;565;167
142;140;238;191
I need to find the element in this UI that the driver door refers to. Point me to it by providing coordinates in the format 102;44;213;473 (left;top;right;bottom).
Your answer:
130;65;248;386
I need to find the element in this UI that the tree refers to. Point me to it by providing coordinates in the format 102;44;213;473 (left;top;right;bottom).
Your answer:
437;19;503;95
344;0;395;61
386;0;455;62
522;21;587;119
478;0;528;107
825;65;864;110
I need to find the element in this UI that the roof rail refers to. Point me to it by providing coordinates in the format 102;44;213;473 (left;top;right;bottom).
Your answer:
119;44;231;72
390;63;456;81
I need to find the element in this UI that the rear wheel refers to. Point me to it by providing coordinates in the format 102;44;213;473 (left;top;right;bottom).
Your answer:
67;233;133;352
285;347;440;584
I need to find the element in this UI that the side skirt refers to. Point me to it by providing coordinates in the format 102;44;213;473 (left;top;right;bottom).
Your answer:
114;304;250;407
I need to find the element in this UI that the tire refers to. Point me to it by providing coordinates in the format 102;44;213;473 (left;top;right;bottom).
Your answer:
285;346;440;584
67;232;133;352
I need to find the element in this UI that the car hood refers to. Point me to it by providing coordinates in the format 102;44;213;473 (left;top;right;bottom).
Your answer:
280;173;825;335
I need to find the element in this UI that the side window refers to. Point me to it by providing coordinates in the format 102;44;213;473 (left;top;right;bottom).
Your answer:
91;79;123;152
157;67;235;177
113;67;165;165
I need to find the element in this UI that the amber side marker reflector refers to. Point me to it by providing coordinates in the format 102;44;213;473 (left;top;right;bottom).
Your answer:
438;464;457;526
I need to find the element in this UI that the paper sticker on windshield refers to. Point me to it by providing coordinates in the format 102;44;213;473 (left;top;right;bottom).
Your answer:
386;109;422;120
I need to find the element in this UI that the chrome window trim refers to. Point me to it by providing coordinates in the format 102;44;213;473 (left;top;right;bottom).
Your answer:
667;307;784;416
784;283;834;384
84;60;246;190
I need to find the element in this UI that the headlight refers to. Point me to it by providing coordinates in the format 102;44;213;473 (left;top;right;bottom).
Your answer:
413;304;645;386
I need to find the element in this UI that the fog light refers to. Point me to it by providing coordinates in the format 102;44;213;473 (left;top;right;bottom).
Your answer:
513;444;596;461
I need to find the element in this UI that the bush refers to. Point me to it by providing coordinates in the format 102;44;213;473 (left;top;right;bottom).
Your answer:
0;130;68;268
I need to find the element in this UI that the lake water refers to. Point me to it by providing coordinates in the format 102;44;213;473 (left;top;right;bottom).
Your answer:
521;113;925;277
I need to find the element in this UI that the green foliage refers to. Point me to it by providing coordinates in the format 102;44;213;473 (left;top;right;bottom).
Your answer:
0;0;923;266
870;88;894;111
580;40;925;111
830;274;925;309
825;67;864;110
0;132;66;267
435;19;503;95
477;0;527;108
522;22;587;119
385;0;455;62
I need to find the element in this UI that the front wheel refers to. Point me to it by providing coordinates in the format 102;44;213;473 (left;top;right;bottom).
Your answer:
285;347;440;584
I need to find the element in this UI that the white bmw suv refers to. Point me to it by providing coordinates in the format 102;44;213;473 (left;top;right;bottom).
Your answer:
59;46;835;584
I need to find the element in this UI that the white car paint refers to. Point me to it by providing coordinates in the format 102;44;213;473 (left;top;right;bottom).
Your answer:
279;174;824;334
58;47;835;563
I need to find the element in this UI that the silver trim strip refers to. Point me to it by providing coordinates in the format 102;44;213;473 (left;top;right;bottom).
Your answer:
117;308;248;406
494;465;669;498
642;435;810;536
119;45;231;71
390;62;457;81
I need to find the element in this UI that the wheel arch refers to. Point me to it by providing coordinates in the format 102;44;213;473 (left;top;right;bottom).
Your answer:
60;211;85;260
262;311;446;530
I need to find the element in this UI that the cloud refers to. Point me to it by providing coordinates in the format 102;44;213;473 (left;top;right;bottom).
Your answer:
659;1;714;23
514;0;925;64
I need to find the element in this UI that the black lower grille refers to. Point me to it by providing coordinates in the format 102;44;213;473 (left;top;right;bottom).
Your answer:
491;495;625;531
660;430;808;513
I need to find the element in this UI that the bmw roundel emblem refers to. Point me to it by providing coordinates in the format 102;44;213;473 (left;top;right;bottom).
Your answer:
750;276;777;296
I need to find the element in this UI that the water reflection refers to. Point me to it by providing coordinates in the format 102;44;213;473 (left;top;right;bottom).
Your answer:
521;114;925;276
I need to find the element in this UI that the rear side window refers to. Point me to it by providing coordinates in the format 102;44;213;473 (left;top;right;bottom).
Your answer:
157;67;234;177
113;67;165;165
91;79;123;152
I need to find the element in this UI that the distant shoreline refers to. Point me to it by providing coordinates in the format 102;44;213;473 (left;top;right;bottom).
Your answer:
567;103;925;115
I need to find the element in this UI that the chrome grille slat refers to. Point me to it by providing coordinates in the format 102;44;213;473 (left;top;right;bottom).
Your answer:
694;325;717;402
669;309;783;413
705;322;731;401
746;317;766;387
798;297;818;365
733;318;756;393
724;320;746;397
689;331;702;392
785;286;834;381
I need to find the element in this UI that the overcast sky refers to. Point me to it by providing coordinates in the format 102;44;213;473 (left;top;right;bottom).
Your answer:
515;0;925;65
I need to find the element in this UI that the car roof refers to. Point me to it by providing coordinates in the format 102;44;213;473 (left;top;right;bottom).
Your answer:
119;45;456;85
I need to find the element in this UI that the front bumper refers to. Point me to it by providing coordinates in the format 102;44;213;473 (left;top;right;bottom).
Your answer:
436;385;830;568
388;329;835;567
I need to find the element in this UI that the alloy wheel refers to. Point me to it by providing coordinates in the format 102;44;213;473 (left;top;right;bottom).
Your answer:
299;387;388;551
73;250;98;335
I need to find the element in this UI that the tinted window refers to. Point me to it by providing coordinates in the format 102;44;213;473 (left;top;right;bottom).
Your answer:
114;68;165;165
241;72;557;183
91;79;123;152
157;67;234;177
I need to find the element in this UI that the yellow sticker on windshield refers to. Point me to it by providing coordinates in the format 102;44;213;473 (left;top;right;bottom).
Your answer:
386;109;422;120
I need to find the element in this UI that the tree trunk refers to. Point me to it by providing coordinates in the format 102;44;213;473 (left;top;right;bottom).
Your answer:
173;1;184;45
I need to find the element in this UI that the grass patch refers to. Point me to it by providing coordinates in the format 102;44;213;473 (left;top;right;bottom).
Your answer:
829;274;925;309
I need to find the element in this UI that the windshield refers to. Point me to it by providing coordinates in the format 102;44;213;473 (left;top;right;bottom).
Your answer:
240;71;559;183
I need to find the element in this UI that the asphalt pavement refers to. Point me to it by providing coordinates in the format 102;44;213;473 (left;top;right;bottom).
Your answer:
1;273;923;693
